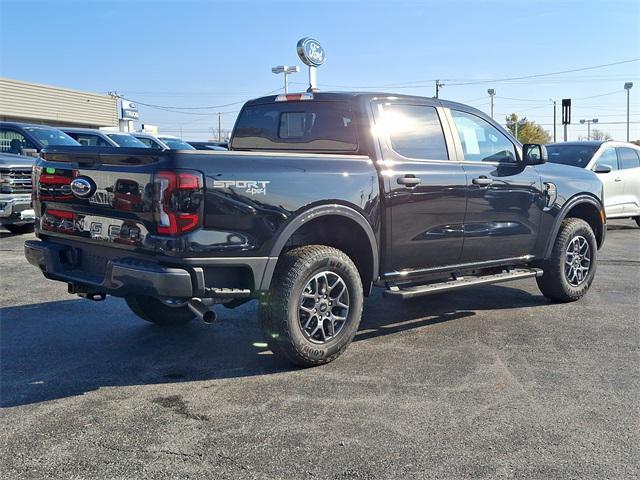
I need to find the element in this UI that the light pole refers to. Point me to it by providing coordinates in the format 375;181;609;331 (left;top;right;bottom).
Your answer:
579;118;598;140
487;89;496;119
624;82;633;142
507;117;526;141
271;65;299;94
550;99;557;142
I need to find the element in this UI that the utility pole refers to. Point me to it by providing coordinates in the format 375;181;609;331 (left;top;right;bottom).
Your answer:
550;99;557;142
435;80;444;99
624;82;633;142
487;89;495;119
218;112;222;142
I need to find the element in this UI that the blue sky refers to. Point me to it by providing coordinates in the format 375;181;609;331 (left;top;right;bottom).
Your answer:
1;0;639;140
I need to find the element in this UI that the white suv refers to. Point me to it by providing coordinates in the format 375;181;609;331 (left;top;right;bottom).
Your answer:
546;141;640;226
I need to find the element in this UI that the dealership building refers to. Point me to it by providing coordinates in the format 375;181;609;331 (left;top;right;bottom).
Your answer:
0;77;136;131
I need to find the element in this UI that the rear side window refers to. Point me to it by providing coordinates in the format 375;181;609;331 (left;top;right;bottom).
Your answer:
617;147;640;169
377;104;448;160
232;101;358;152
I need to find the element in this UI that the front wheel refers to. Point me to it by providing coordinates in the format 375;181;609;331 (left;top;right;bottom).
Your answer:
536;218;598;302
259;245;364;367
125;295;195;326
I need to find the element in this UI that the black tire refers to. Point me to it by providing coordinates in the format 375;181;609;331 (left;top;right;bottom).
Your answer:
635;217;640;228
536;218;598;302
4;224;34;234
125;295;195;326
259;245;364;367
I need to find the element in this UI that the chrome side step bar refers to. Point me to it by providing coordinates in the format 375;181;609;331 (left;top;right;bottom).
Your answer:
383;268;543;300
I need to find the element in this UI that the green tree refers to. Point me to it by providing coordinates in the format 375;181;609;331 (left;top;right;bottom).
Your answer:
505;113;551;144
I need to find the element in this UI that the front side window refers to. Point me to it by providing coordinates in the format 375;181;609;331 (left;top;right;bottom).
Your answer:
23;126;78;146
0;128;37;153
594;148;619;171
617;147;640;169
451;110;516;163
232;101;358;152
377;104;448;160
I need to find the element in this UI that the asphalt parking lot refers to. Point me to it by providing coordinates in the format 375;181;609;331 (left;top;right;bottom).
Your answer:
1;220;638;480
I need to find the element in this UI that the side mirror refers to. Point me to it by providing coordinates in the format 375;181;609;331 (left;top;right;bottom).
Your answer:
593;164;612;174
522;144;547;165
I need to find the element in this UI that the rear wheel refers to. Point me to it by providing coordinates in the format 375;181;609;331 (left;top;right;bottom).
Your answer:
536;218;597;302
125;295;195;326
4;224;34;235
259;245;364;367
635;216;640;227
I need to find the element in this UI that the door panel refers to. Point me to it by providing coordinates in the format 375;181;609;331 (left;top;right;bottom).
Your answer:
460;163;544;262
594;148;625;216
617;147;640;215
373;102;467;273
447;109;544;263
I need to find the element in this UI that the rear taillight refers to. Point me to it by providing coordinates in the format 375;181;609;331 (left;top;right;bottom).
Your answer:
153;170;204;236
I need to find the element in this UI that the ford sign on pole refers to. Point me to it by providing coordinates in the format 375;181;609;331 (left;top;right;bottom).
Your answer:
297;38;325;92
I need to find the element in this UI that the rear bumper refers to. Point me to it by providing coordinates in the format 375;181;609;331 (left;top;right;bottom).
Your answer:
24;239;276;299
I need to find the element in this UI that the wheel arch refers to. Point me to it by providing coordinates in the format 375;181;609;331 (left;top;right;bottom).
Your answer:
262;204;379;295
544;194;605;258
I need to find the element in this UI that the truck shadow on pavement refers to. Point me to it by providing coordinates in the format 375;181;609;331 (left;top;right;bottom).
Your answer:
0;284;549;407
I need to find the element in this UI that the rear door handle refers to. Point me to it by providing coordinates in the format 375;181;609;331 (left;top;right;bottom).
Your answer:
614;177;622;182
472;176;493;186
397;176;421;186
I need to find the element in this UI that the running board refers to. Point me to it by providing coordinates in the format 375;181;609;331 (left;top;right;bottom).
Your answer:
384;268;543;300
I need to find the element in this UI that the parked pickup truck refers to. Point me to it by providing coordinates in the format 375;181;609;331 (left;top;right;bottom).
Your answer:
25;92;606;366
1;152;35;233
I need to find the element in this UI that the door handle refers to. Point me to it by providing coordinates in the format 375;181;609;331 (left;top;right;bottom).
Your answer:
397;176;421;186
614;177;622;182
472;176;493;186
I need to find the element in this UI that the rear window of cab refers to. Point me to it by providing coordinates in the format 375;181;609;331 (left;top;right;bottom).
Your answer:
231;101;358;152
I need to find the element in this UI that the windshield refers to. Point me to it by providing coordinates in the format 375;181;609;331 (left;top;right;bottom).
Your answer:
23;126;79;146
105;134;148;148
546;145;598;168
158;137;195;150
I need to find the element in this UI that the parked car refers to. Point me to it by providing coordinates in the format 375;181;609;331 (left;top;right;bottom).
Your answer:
61;128;147;148
26;92;606;367
546;141;640;226
187;141;228;150
0;152;35;234
0;122;79;155
132;133;195;150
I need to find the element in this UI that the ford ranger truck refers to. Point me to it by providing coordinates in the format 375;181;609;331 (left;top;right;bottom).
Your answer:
25;92;606;367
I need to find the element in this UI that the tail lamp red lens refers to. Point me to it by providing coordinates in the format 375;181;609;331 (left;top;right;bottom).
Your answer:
153;171;204;236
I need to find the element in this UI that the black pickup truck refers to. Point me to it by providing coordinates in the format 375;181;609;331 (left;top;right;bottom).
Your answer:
25;92;606;366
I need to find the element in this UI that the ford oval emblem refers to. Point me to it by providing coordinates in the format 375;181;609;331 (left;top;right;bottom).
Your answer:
297;37;325;67
70;176;96;199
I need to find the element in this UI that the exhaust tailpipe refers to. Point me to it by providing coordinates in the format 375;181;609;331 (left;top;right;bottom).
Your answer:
188;298;217;324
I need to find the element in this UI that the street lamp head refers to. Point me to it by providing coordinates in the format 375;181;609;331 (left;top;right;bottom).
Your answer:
592;119;599;124
487;89;495;96
624;82;633;90
580;119;586;124
272;65;299;75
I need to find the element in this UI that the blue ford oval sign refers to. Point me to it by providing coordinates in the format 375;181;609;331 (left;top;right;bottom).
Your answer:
297;38;325;67
70;176;96;199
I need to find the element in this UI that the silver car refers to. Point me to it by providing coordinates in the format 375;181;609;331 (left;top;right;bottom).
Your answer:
131;132;195;150
546;141;640;226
